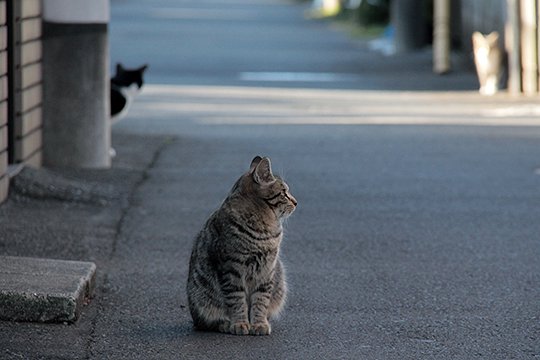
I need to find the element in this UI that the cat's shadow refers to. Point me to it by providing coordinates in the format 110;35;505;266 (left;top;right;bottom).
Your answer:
134;321;277;342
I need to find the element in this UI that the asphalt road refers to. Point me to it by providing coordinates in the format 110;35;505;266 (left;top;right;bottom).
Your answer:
2;0;540;359
106;0;539;358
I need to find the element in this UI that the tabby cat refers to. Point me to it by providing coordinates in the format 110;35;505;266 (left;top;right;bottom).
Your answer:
187;156;297;336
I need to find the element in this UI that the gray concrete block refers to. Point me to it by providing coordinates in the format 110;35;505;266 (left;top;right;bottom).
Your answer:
0;256;96;323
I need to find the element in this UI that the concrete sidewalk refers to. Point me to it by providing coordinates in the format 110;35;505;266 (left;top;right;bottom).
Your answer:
0;134;167;316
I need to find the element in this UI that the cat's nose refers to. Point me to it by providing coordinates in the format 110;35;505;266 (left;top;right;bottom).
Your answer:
290;196;298;206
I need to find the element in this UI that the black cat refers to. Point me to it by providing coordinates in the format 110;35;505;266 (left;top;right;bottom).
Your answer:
110;63;148;124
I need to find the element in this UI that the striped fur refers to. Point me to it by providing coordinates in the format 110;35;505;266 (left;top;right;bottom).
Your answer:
187;156;297;336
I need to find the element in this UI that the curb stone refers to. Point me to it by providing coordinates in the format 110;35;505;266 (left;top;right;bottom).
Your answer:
0;256;96;323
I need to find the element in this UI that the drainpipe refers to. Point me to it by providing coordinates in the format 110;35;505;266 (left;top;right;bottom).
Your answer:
42;0;110;168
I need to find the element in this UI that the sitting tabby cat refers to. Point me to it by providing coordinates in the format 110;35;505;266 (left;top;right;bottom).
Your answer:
472;31;502;96
187;156;297;336
110;63;148;124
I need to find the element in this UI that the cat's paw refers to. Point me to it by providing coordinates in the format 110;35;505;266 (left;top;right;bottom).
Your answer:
218;321;230;334
229;322;250;335
250;322;271;336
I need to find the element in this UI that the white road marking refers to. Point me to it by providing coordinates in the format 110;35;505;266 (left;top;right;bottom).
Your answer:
239;72;361;82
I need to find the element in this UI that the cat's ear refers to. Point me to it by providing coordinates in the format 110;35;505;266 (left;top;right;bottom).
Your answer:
249;156;263;173
253;157;275;185
486;31;499;45
116;63;124;74
472;31;484;46
139;64;148;73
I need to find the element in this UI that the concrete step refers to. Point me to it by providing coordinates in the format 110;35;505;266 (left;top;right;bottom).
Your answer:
0;256;96;323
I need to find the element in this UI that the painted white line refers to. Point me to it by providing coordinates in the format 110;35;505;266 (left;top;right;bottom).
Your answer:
482;105;540;118
239;72;361;82
151;8;253;20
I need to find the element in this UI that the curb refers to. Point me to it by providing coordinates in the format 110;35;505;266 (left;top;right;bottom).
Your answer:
0;256;96;323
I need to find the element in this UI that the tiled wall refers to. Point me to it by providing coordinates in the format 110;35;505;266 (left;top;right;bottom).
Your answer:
0;0;42;203
1;0;43;204
10;0;42;167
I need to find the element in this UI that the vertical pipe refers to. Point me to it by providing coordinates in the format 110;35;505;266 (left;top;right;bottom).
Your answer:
506;0;522;94
520;0;538;94
433;0;451;74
